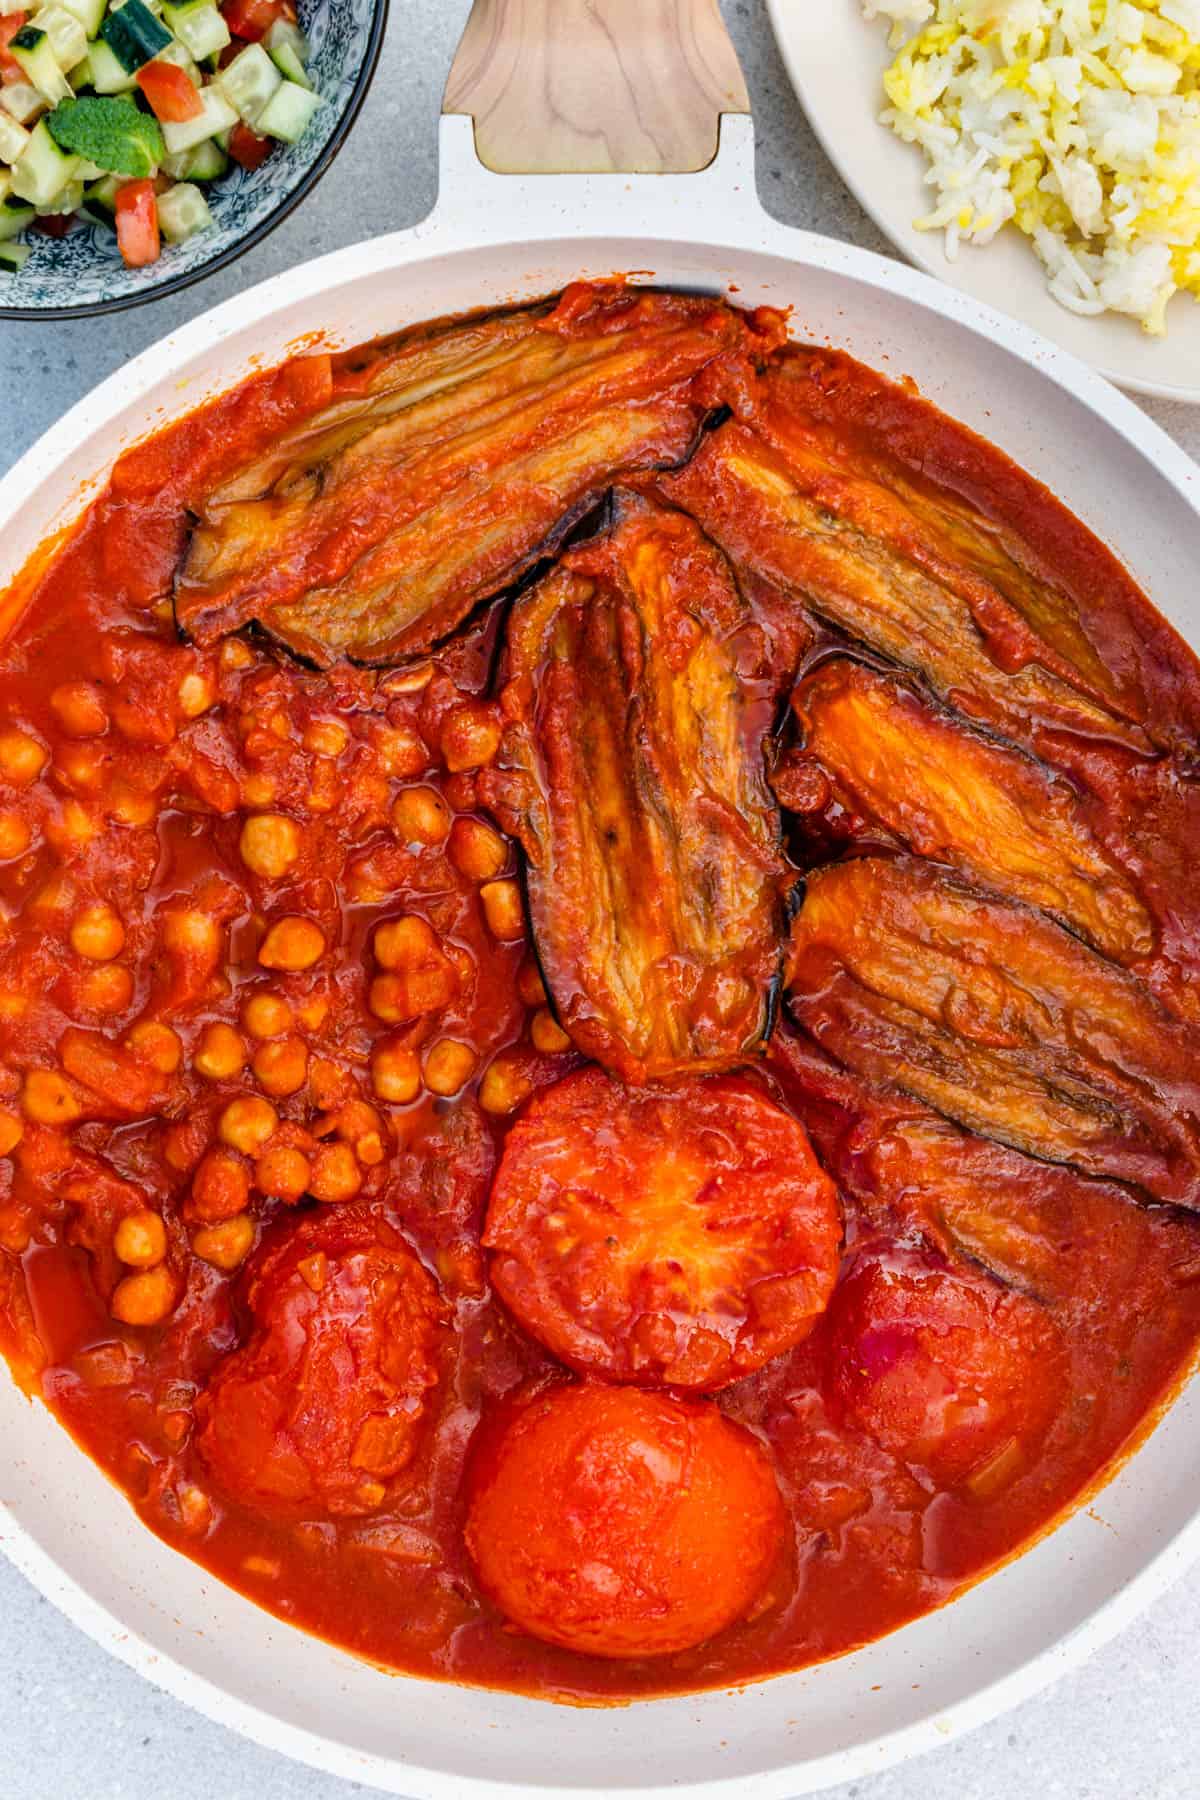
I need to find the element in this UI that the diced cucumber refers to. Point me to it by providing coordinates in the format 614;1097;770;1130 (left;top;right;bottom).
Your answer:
0;241;33;269
0;80;44;123
67;48;92;81
99;0;169;70
154;35;200;82
182;131;224;176
85;35;136;87
0;109;32;161
79;165;119;217
0;198;35;239
40;174;83;211
0;170;9;201
255;76;320;143
0;0;28;13
30;5;88;70
265;18;309;89
158;77;233;151
215;41;278;124
155;176;209;241
48;94;164;174
11;115;80;204
160;0;226;60
11;26;72;103
56;0;106;37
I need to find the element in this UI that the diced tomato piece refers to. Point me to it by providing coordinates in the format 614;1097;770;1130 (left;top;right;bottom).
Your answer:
136;59;203;123
228;120;271;170
221;0;290;40
0;12;28;81
115;180;161;269
33;212;77;238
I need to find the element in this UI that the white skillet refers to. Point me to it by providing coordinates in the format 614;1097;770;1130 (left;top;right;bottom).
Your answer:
2;3;1200;1795
765;0;1200;402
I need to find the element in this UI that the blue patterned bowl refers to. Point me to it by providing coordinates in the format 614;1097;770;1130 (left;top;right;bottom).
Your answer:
0;0;387;318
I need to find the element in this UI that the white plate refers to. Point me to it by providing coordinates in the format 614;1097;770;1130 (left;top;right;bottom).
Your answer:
765;0;1200;401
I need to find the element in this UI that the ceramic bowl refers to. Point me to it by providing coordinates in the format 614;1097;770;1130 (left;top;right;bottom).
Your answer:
0;0;387;320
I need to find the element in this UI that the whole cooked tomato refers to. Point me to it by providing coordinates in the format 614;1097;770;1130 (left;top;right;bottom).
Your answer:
483;1068;842;1389
196;1211;445;1519
464;1381;786;1658
825;1250;1064;1488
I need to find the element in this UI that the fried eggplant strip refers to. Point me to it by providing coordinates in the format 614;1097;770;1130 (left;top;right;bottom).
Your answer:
786;856;1200;1206
481;492;786;1081
757;346;1200;750
176;288;756;666
769;1026;1188;1306
792;659;1152;959
657;421;1151;754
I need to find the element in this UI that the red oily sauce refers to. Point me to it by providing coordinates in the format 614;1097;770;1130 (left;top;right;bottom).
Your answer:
1;293;1199;1703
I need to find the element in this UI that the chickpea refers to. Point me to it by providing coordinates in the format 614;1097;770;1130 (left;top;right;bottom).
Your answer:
49;683;108;738
296;993;329;1032
192;1214;255;1271
479;1054;535;1117
22;1069;82;1126
258;916;326;972
70;902;126;962
241;773;277;809
78;964;134;1016
373;914;437;971
252;1036;309;1098
370;1040;422;1105
375;725;429;779
480;879;524;942
303;718;349;757
114;1209;167;1269
392;785;451;846
531;1008;571;1054
194;1022;246;1081
239;813;300;879
163;1117;206;1175
220;639;255;671
177;671;215;719
423;1039;477;1097
440;703;501;773
55;741;106;793
0;811;31;860
0;728;48;789
218;1095;278;1154
108;781;156;827
46;802;100;853
518;967;548;1015
190;1149;251;1223
0;1110;23;1157
253;1143;310;1202
124;1021;183;1075
242;992;292;1039
368;967;456;1024
448;817;507;882
308;1141;362;1204
111;1264;177;1328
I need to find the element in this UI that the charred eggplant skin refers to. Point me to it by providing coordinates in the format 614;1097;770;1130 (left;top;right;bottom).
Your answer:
657;419;1153;755
481;491;788;1082
786;855;1200;1208
175;287;779;668
791;658;1152;960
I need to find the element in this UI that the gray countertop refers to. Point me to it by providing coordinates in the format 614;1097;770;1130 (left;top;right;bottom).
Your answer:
1;4;1198;1796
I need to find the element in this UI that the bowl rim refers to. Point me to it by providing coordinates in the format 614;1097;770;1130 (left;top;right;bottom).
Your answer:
0;0;390;324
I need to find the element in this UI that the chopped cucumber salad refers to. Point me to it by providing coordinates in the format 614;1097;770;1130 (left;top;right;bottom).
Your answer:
0;0;321;273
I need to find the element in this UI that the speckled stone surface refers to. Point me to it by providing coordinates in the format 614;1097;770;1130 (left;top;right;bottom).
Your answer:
2;4;1199;1797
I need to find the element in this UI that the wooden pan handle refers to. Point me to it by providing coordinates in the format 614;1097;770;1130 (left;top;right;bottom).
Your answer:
443;0;750;175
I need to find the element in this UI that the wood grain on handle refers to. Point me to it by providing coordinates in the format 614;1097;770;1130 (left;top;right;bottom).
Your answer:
443;0;750;175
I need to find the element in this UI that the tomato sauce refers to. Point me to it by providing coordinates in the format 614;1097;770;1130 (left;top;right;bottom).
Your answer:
2;305;1200;1704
